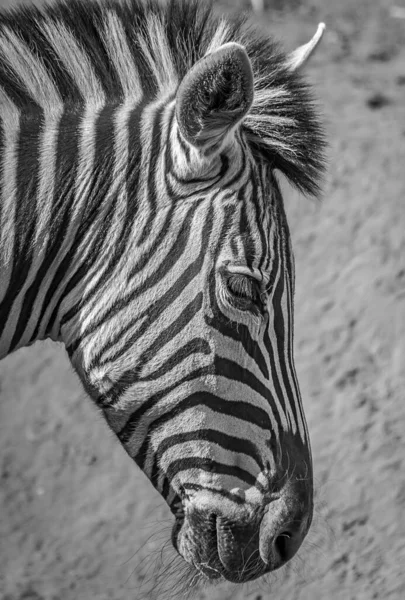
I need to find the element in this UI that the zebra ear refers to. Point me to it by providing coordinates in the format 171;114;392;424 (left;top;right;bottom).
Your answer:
176;43;254;154
286;23;325;71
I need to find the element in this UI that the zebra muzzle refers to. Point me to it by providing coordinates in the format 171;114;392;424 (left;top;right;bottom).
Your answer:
172;485;312;583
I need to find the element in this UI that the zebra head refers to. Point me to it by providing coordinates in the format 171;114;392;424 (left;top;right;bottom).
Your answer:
50;4;326;584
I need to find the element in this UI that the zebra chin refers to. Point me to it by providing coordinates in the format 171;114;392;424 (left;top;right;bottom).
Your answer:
170;482;312;583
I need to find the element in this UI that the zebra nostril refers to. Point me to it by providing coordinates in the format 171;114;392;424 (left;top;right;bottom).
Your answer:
274;531;294;562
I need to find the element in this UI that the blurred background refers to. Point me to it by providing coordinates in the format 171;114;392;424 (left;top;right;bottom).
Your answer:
0;0;404;599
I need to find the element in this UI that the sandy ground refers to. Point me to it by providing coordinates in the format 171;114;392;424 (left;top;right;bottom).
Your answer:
1;0;405;599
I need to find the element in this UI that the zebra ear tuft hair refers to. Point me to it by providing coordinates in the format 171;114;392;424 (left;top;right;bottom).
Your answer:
286;23;325;72
176;43;254;154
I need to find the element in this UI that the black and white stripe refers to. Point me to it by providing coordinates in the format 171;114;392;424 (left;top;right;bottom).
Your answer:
0;0;325;521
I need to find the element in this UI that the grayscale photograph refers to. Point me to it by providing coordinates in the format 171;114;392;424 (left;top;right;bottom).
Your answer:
0;0;404;599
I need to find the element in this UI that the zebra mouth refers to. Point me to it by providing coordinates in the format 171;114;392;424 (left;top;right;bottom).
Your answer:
171;513;222;580
171;512;266;582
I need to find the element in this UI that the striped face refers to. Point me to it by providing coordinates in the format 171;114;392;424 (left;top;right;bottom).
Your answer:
65;46;314;583
0;0;325;584
71;145;313;584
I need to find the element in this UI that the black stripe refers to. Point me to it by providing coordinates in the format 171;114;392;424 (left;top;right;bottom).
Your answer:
73;100;147;305
139;337;211;382
264;212;280;294
84;242;207;362
61;101;170;329
136;103;166;245
118;389;271;445
269;260;299;427
1;0;325;199
164;457;257;488
146;429;264;485
49;2;123;100
82;199;200;343
113;2;159;96
285;274;305;435
128;200;201;288
1;108;42;346
163;474;267;501
18;110;80;347
166;153;230;200
273;179;303;428
205;310;269;380
79;104;117;226
262;231;290;421
238;190;252;267
173;483;246;506
0;57;34;108
116;367;213;438
3;12;84;102
97;290;204;374
252;166;268;273
0;117;4;248
225;144;247;189
76;200;210;359
48;106;120;339
42;108;82;337
213;356;283;430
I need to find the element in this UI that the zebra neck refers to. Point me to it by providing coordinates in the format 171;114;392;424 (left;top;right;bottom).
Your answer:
0;100;139;358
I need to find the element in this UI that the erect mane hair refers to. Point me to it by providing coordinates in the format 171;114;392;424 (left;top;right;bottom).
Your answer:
0;0;326;196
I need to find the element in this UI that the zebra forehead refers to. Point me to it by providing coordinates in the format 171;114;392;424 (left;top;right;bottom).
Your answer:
0;0;325;197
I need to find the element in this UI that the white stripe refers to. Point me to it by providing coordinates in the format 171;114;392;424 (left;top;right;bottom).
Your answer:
73;103;102;219
41;21;105;105
79;100;135;323
138;15;177;93
205;20;230;55
77;102;139;361
0;26;62;112
44;103;104;347
103;11;143;100
144;411;266;480
34;109;64;249
0;89;20;278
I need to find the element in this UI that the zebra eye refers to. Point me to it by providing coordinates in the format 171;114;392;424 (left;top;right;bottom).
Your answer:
226;274;260;307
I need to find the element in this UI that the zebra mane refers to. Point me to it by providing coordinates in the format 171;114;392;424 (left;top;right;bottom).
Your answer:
0;0;325;196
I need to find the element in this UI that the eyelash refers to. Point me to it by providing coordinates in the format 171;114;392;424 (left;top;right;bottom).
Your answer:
225;273;262;309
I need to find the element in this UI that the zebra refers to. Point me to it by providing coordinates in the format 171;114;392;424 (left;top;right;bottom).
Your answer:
0;0;325;585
